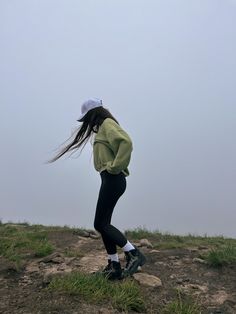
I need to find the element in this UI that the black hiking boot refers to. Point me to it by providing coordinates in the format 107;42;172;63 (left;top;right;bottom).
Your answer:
93;259;112;275
123;246;146;277
93;260;123;280
101;259;112;274
104;261;123;280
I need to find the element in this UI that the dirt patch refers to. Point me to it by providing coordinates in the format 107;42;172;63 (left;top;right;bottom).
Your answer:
46;230;81;252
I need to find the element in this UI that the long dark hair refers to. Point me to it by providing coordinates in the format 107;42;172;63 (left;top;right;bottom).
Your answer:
47;106;119;163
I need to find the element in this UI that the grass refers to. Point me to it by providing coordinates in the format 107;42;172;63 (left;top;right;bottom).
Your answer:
124;226;236;250
0;221;90;269
1;219;87;233
63;248;85;258
0;223;54;270
161;289;202;314
46;271;146;312
125;227;236;267
1;221;235;269
201;244;236;267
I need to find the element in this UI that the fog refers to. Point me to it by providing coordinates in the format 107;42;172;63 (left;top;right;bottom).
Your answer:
1;1;235;237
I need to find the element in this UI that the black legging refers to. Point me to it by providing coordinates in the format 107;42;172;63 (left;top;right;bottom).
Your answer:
94;170;128;254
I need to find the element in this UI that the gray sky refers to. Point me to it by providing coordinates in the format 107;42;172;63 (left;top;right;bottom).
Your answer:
1;1;236;237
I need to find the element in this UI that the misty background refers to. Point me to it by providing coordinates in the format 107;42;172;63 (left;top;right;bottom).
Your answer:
1;1;235;237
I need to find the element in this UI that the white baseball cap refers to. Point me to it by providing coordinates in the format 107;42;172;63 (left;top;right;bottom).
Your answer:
77;97;103;122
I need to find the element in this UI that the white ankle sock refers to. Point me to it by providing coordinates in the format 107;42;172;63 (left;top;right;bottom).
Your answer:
122;240;135;252
108;253;119;262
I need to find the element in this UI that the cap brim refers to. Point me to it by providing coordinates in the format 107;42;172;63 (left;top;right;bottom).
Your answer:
76;104;103;122
77;114;86;122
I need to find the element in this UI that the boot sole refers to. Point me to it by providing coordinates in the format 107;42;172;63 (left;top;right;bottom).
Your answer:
105;271;124;281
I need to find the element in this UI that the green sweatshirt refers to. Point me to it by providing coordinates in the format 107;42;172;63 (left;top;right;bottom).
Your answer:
93;118;133;176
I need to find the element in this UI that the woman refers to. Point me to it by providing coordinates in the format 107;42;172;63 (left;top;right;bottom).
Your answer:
48;97;146;280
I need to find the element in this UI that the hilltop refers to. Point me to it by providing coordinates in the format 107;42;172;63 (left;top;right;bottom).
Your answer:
0;221;236;313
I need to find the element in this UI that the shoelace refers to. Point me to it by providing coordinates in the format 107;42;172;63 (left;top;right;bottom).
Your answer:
102;261;112;272
103;265;111;271
125;251;137;269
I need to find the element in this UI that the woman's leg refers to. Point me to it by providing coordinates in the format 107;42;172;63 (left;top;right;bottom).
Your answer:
94;170;128;255
94;170;147;278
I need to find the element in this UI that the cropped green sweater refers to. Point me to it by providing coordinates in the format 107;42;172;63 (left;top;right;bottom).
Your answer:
93;118;133;176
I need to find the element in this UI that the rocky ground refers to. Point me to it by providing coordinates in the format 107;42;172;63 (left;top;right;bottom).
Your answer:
0;229;235;314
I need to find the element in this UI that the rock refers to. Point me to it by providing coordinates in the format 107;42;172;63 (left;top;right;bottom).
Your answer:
43;269;63;284
38;252;63;263
25;263;40;273
210;290;229;305
149;249;160;253
180;283;208;294
76;236;94;245
89;233;100;239
18;275;33;286
57;263;69;271
87;229;96;235
182;257;192;263
77;253;107;273
73;229;103;238
176;278;183;284
72;259;83;267
64;257;76;265
171;260;182;267
190;284;208;291
203;271;214;277
43;267;72;284
98;308;115;314
193;257;207;264
187;247;198;252
168;256;180;260
73;230;90;237
132;241;141;247
154;261;166;266
176;278;190;284
198;245;209;250
50;256;65;264
88;230;100;239
139;239;153;248
133;273;162;287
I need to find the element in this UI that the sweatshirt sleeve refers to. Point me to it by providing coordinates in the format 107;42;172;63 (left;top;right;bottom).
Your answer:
104;119;133;174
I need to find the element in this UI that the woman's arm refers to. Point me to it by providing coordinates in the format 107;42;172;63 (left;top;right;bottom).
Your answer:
104;119;133;174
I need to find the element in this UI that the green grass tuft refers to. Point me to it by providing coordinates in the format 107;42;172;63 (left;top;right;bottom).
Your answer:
161;289;202;314
124;226;157;240
63;248;84;258
33;241;54;257
46;271;146;312
201;244;236;267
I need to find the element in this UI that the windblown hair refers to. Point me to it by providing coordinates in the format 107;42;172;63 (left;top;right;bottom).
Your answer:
47;106;119;163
